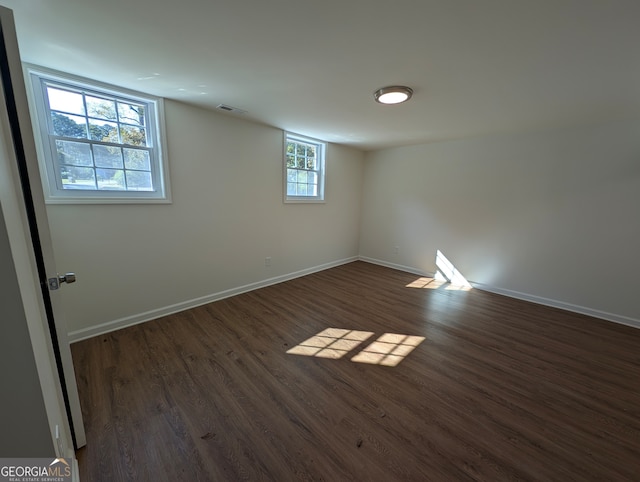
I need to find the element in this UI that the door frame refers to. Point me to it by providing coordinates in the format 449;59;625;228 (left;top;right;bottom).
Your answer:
0;5;85;453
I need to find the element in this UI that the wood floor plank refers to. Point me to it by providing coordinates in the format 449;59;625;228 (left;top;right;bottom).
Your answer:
72;261;640;481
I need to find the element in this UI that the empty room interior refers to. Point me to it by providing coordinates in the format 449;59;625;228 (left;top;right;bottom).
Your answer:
1;0;640;480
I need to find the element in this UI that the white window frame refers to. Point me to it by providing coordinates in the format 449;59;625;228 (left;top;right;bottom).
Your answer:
284;132;326;203
25;65;171;204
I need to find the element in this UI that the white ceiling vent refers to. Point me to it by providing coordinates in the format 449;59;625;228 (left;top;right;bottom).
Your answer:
216;104;247;114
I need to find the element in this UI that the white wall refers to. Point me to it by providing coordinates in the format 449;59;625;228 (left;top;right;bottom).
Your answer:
47;100;364;338
43;100;640;336
360;120;640;326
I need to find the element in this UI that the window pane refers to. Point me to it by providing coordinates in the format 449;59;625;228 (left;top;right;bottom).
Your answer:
297;170;307;183
287;182;297;195
308;184;317;196
120;125;146;146
47;87;84;115
93;145;123;169
298;183;308;195
51;112;87;138
287;168;297;183
296;144;306;156
62;166;96;190
86;96;117;120
307;146;315;157
306;157;316;169
308;172;318;184
286;154;295;167
296;156;305;169
118;102;145;126
126;170;153;191
56;140;92;166
96;168;125;190
89;119;118;142
286;142;295;154
124;149;151;171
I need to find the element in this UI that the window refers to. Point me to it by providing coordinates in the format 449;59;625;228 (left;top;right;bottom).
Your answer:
27;66;170;203
284;132;325;203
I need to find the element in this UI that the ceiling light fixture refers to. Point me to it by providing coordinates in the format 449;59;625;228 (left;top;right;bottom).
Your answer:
374;86;413;105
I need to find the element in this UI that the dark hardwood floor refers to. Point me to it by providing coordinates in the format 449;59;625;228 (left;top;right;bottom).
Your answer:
72;261;640;481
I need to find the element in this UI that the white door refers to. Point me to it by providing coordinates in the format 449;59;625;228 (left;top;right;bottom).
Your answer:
0;6;86;449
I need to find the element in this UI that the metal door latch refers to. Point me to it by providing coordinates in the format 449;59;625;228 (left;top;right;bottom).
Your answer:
48;273;76;291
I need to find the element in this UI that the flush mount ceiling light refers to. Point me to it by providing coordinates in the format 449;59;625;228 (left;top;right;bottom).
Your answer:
374;86;413;104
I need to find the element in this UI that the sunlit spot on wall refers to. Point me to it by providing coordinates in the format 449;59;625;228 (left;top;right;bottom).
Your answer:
435;250;471;289
286;328;374;359
351;333;425;367
405;251;471;291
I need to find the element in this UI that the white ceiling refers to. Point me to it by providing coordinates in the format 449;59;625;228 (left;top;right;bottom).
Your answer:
3;0;640;150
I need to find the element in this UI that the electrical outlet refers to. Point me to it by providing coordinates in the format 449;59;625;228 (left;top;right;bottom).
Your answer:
265;257;272;267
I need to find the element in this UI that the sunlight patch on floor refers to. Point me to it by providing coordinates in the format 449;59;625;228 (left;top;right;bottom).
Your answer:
287;329;424;366
286;328;374;359
406;277;447;289
351;333;425;367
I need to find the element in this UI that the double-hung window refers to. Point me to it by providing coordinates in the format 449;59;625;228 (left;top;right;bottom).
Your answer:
284;132;325;203
27;66;170;203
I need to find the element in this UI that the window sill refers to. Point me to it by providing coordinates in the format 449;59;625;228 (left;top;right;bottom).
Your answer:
45;195;172;205
284;198;325;204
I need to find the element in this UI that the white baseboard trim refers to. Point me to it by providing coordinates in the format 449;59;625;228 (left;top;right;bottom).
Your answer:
471;282;640;330
358;256;436;278
69;256;358;343
359;256;640;330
